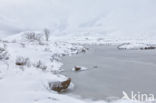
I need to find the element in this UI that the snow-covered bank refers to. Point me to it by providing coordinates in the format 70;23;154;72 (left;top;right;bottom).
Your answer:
0;32;156;103
0;33;91;103
50;34;156;50
117;43;156;50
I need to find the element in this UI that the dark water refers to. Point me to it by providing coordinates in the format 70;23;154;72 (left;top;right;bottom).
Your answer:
61;45;156;100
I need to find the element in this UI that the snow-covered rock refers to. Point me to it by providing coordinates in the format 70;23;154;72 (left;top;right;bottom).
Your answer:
72;66;88;72
49;78;71;92
117;43;156;50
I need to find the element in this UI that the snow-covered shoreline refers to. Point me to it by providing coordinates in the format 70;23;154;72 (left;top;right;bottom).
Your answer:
0;32;156;103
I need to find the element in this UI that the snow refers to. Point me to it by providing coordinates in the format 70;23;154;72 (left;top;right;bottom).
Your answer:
0;32;155;103
0;0;156;103
0;33;91;103
1;32;154;103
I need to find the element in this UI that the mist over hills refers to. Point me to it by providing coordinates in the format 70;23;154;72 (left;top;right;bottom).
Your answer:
0;0;156;39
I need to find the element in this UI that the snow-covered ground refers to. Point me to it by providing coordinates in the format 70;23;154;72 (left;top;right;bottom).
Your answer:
0;33;89;103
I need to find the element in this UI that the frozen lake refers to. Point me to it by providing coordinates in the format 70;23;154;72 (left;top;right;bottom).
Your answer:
61;45;156;100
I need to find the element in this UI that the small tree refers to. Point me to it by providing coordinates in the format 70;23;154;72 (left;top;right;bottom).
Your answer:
44;28;50;41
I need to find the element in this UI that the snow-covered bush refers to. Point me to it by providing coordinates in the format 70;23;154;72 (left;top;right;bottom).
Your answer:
0;44;9;60
24;32;42;42
34;60;47;70
50;53;61;62
16;56;30;66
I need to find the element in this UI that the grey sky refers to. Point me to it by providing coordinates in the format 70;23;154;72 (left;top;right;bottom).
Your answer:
0;0;156;38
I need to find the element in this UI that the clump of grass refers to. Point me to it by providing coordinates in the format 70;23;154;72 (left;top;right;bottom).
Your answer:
34;60;47;70
16;56;30;66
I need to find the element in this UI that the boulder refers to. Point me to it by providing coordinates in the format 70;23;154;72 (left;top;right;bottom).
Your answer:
74;66;81;71
49;78;71;92
72;66;88;72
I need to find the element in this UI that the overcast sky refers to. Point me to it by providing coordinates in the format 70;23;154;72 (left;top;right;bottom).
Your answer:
0;0;156;38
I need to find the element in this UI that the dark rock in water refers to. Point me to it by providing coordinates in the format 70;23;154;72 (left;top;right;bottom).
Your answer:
81;49;86;53
140;46;156;50
74;66;81;71
49;78;71;92
93;66;98;68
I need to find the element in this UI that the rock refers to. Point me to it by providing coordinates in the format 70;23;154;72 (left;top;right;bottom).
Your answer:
49;78;71;92
140;46;156;50
72;66;88;71
81;48;89;53
81;49;86;53
93;66;98;68
74;66;81;71
15;57;30;66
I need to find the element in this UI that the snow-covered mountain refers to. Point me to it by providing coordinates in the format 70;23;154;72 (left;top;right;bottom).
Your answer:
0;0;156;40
